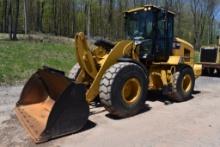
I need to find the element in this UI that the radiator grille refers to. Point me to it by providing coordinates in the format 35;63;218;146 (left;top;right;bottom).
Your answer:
200;48;218;63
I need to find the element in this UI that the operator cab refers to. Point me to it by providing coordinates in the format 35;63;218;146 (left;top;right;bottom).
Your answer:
125;5;175;62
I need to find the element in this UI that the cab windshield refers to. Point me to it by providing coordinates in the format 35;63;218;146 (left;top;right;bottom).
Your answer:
125;11;153;40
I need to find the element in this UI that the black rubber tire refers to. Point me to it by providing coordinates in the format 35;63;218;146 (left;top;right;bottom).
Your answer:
99;62;147;118
169;67;195;102
68;63;81;79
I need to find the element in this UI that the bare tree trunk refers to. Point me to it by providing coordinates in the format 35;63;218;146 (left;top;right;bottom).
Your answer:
210;16;215;44
36;0;44;32
98;0;102;36
3;0;8;32
58;0;62;36
40;1;45;32
118;0;123;38
7;0;12;40
174;0;184;36
108;0;113;38
208;19;211;45
71;0;76;36
133;0;136;6
23;0;28;34
190;0;209;49
36;0;40;32
12;0;19;40
52;0;57;35
86;0;91;38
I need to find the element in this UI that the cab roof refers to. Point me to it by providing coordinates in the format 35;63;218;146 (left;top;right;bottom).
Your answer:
125;5;175;15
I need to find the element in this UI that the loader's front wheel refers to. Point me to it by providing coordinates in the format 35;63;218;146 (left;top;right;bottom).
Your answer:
68;63;81;79
99;62;147;118
169;67;195;102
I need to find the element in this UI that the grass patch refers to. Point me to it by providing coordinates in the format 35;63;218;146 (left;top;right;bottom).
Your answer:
0;40;76;85
0;39;202;85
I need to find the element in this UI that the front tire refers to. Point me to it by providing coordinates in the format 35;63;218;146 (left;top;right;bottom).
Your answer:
99;62;147;118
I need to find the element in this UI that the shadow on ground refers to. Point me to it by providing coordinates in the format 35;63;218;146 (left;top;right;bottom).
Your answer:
147;90;173;105
104;89;202;120
202;73;220;78
46;120;96;144
79;120;97;132
105;104;151;120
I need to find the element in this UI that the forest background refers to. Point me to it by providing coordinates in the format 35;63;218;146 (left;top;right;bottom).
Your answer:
0;0;220;49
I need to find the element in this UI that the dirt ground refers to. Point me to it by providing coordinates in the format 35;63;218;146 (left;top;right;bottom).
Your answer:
1;76;220;147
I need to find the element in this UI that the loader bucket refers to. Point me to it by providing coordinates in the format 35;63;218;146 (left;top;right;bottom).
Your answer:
15;67;89;143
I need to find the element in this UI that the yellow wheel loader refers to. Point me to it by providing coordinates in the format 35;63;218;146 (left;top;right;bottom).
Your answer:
15;5;202;143
200;46;220;76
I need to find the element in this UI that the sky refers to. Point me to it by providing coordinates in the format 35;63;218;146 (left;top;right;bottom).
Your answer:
215;5;220;21
215;12;220;21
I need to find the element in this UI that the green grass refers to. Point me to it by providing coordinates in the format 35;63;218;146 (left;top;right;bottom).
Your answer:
0;39;201;85
0;40;76;85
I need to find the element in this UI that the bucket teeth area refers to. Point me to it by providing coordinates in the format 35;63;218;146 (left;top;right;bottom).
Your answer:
15;98;55;142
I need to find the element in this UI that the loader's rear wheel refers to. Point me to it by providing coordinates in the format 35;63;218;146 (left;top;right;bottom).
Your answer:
68;63;81;79
99;62;147;118
170;67;195;102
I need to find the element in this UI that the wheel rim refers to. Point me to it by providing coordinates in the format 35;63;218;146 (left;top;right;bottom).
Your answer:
122;78;141;104
182;74;192;93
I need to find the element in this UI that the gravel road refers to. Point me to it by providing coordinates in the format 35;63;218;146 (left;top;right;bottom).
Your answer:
0;76;220;147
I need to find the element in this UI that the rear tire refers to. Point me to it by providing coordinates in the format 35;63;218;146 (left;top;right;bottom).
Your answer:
68;63;81;79
99;62;147;118
169;67;195;102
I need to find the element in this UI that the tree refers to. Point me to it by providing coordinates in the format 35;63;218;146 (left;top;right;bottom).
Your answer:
85;0;91;38
190;0;211;49
0;0;219;43
13;0;20;40
98;0;103;36
71;0;76;35
36;0;45;32
206;0;218;44
7;0;13;39
108;0;113;38
52;0;57;35
2;0;8;33
173;0;185;36
23;0;28;34
7;0;19;40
